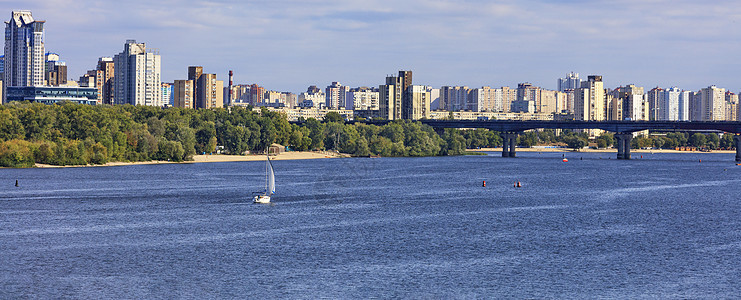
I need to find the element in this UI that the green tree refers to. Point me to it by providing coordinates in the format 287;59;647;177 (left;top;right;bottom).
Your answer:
689;133;707;148
720;134;735;149
565;135;587;151
706;133;719;149
323;111;344;123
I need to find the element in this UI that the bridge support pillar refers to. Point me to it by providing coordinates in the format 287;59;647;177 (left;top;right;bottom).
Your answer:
615;133;633;160
735;135;741;162
509;132;518;157
500;132;519;158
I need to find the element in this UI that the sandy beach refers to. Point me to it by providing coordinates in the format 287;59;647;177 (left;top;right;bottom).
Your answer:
34;151;348;168
469;147;735;154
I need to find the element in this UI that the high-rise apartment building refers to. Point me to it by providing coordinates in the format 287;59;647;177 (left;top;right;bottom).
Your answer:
512;83;540;113
646;87;663;120
113;40;162;106
689;91;703;121
498;86;517;112
469;86;496;112
558;72;580;92
440;86;469;111
379;80;400;120
46;60;67;86
97;57;114;104
298;85;324;108
325;82;349;109
700;85;725;121
661;87;682;121
605;93;621;120
173;80;194;108
574;76;605;121
679;90;691;121
611;84;646;121
249;84;265;106
345;87;379;110
188;66;203;107
725;91;738;121
4;11;45;102
196;73;223;109
562;89;575;114
428;87;441;111
161;82;173;107
403;85;430;120
79;69;104;104
538;90;564;114
379;70;413;120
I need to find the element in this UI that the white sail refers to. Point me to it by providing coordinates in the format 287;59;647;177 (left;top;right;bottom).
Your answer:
267;157;275;195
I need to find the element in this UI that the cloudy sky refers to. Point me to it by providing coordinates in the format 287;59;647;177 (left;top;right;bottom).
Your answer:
8;0;741;93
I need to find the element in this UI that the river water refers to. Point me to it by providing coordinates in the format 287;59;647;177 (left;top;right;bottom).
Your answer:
1;152;740;298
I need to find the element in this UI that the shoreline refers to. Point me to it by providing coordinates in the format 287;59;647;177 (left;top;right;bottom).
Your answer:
469;147;735;154
33;151;349;168
26;147;738;168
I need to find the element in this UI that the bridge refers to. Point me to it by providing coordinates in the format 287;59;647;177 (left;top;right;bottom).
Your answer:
357;120;741;161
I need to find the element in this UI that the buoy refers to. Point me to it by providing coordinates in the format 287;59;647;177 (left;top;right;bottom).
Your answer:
580;157;583;160
482;181;486;187
15;180;18;187
563;158;568;162
699;159;702;163
517;181;522;188
640;155;643;159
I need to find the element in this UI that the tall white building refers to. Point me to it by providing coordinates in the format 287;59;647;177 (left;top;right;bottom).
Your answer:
440;86;469;111
574;76;605;121
298;91;325;108
4;11;45;100
469;86;496;112
679;90;691;121
558;72;580;92
661;87;681;121
325;82;349;109
700;85;725;121
113;40;162;106
345;88;379;110
404;85;430;120
428;87;440;111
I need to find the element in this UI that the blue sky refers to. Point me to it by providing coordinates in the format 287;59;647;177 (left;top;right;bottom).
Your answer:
8;0;741;93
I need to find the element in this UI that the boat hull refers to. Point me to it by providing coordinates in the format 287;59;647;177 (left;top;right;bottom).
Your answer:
253;195;271;204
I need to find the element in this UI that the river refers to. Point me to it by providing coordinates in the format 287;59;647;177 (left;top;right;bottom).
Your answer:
1;152;740;298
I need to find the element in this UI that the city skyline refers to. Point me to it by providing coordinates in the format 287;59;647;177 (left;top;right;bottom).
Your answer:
5;1;741;94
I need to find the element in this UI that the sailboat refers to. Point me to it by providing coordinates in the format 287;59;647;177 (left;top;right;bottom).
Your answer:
253;151;275;204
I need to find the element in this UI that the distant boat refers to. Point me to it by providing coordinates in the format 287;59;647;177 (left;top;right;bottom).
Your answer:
253;152;275;204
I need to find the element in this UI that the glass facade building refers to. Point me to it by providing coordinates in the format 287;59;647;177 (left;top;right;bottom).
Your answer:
6;86;99;105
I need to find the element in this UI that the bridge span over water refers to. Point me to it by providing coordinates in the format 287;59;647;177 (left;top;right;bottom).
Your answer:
355;120;741;161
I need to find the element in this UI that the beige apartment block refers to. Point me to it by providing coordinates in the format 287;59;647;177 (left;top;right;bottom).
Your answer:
174;80;194;109
197;74;223;109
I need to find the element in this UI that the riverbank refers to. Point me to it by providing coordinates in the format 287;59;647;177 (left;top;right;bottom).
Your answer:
34;151;349;168
469;147;736;154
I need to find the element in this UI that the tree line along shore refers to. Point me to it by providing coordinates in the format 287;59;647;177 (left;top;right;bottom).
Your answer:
0;102;735;168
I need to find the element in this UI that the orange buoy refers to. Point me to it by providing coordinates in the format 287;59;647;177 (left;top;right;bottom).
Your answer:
562;158;568;162
517;181;522;188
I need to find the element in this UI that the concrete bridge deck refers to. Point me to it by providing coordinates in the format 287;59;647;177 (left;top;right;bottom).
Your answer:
301;120;741;161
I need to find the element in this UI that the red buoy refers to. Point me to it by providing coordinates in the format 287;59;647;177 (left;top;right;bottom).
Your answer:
482;181;486;187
